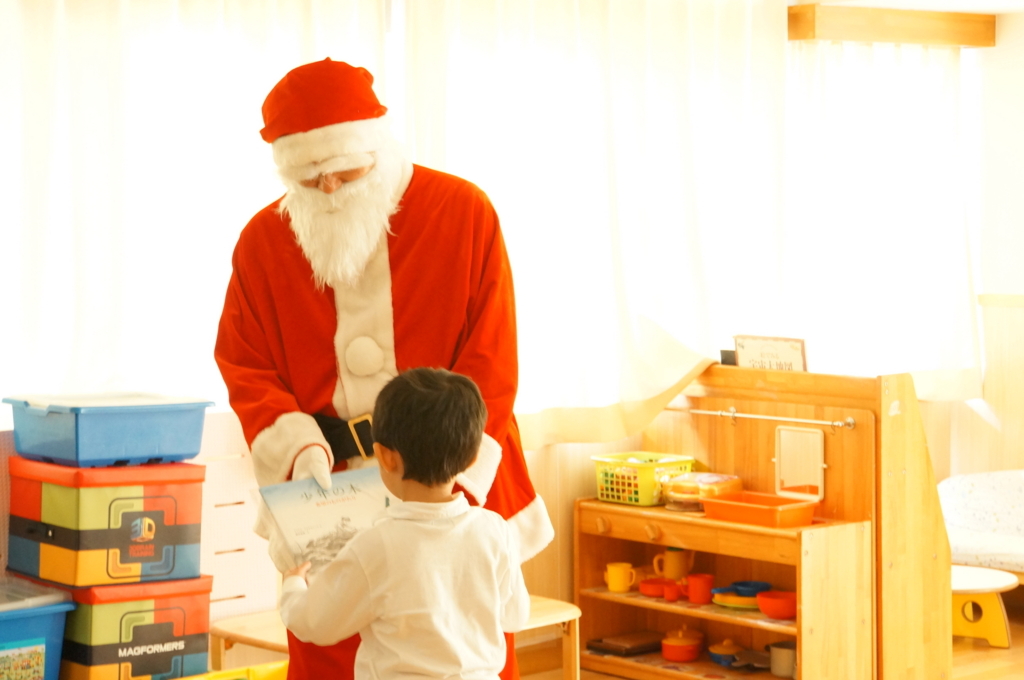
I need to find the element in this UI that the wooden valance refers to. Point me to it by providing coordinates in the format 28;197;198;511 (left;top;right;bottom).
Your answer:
789;4;996;47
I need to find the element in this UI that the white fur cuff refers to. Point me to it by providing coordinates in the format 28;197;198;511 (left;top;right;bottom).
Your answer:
508;494;556;563
250;411;333;488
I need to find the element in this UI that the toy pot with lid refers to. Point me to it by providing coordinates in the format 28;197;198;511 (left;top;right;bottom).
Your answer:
661;627;703;662
708;639;744;667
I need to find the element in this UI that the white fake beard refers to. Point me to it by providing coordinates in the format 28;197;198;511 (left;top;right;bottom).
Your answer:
280;148;405;289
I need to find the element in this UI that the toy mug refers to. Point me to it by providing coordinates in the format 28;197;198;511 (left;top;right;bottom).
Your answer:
685;573;715;604
604;562;637;593
653;547;692;581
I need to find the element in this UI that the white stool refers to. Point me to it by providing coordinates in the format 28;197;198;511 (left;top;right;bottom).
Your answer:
209;595;582;679
951;564;1019;648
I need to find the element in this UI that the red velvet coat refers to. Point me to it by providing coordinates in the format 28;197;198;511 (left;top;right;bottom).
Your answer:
216;164;552;680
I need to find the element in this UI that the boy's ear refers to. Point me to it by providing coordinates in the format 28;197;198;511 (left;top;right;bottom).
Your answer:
374;442;400;473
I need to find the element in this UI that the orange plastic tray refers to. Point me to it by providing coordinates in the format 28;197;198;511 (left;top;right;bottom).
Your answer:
701;491;818;528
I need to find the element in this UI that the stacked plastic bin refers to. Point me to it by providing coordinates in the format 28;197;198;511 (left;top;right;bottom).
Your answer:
3;394;213;680
0;576;75;680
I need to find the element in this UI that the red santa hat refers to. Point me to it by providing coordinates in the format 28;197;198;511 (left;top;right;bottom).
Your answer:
261;58;392;179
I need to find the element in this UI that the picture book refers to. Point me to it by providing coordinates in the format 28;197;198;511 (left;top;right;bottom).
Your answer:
259;466;399;576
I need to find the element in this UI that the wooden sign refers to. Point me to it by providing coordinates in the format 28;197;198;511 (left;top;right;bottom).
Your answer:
733;335;807;372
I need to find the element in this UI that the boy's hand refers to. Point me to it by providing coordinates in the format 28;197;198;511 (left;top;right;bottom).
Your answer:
284;561;312;582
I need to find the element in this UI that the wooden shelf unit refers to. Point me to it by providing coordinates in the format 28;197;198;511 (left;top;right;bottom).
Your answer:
575;499;871;680
574;366;951;680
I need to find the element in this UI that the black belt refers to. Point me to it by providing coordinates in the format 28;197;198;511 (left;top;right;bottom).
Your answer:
312;413;374;461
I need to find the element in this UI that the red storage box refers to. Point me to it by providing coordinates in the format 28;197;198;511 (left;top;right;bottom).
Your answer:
701;491;818;528
58;575;213;680
7;457;204;586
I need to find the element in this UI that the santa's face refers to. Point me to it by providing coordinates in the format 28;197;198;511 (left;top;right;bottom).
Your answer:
279;144;406;290
298;165;374;192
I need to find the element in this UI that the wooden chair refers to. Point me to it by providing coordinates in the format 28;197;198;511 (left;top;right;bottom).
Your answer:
209;595;582;680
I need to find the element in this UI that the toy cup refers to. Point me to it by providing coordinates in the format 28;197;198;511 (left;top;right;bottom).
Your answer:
604;562;637;593
686;573;715;604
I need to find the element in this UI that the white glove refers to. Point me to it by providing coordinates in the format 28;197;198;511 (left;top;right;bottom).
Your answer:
292;445;333;489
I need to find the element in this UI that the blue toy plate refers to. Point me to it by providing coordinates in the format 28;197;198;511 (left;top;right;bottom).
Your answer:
711;580;772;597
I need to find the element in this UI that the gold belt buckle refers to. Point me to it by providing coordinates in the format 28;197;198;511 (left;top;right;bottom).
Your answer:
348;413;373;459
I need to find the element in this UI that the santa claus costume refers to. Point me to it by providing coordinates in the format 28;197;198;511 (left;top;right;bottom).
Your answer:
215;59;554;680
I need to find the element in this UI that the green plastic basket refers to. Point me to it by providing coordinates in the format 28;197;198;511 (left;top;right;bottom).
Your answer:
591;452;695;506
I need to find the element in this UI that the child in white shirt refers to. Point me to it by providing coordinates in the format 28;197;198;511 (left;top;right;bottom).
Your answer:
279;367;531;680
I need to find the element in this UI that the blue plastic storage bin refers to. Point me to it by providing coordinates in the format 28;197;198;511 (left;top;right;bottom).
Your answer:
0;576;76;680
2;393;214;467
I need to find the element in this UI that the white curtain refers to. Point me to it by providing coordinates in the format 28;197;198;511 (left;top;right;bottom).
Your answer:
0;0;389;428
392;0;787;446
392;0;981;440
783;41;980;400
0;0;980;439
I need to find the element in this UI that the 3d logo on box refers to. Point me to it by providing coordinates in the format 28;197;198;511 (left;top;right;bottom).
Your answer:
131;517;156;543
120;512;164;562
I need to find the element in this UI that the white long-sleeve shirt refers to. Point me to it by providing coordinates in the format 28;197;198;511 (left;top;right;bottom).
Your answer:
280;493;531;680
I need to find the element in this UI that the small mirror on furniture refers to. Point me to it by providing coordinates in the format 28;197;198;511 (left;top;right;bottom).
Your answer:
774;426;824;501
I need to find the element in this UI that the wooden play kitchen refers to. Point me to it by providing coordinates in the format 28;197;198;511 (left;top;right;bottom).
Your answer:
574;365;951;679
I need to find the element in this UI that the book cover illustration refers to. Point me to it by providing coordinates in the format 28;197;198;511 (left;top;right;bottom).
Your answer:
259;466;398;576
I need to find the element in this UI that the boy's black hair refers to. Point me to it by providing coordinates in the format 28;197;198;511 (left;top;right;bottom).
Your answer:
372;367;487;486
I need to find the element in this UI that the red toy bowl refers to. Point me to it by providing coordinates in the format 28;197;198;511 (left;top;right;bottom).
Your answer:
756;590;797;620
639;577;677;598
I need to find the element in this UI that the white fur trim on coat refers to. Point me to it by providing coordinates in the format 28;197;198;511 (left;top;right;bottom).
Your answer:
272;116;393;172
328;159;412;422
330;235;398;421
455;433;503;507
507;494;556;564
250;411;334;488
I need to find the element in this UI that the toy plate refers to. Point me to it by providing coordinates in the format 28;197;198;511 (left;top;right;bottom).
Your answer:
712;594;760;609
